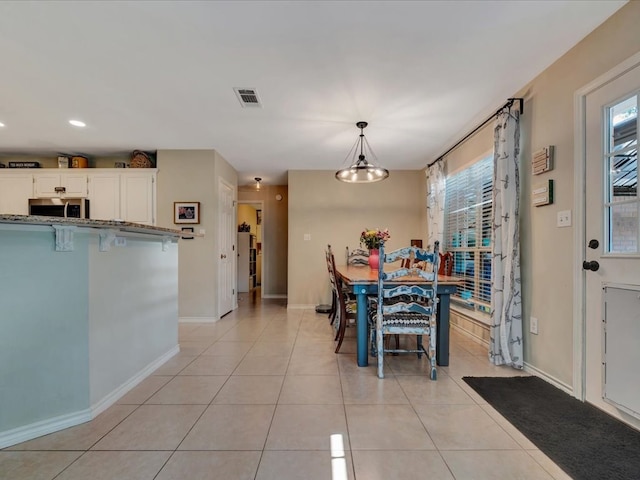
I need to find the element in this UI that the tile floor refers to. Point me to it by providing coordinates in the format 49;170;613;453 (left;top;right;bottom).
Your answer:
1;296;571;479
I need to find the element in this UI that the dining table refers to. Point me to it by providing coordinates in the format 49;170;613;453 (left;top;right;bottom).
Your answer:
336;264;461;367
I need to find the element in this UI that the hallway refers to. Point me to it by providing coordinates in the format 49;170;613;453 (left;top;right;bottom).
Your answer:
1;298;568;479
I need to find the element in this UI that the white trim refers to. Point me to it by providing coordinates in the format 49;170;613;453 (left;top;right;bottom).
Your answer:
263;294;287;299
287;304;316;309
0;345;180;449
237;200;266;298
573;51;640;402
0;409;92;450
90;345;180;417
445;148;494;177
524;361;573;396
179;316;218;323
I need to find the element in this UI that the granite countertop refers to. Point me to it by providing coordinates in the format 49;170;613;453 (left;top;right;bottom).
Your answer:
0;214;185;237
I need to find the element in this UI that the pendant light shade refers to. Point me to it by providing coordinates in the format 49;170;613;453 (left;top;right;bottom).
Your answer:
254;177;262;190
335;121;389;183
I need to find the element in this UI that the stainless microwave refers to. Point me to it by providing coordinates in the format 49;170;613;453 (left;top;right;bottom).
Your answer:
28;198;90;219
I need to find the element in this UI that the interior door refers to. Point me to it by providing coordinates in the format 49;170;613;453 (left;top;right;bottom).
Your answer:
584;63;640;424
218;179;235;317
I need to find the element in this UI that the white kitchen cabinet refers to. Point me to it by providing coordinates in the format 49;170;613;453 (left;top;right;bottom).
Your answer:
0;173;33;214
1;168;156;224
120;172;156;225
34;172;88;197
88;173;121;221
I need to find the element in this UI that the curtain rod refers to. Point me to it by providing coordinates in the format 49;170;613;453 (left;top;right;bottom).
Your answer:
427;97;523;168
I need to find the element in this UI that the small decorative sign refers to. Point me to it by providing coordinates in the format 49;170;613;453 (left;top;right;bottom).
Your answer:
533;179;554;207
532;146;554;175
181;227;194;240
8;161;40;168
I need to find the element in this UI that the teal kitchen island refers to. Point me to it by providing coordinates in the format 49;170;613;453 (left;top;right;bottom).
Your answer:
0;215;181;448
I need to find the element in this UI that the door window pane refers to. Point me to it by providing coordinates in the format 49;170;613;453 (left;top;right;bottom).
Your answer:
606;94;638;253
609;203;638;253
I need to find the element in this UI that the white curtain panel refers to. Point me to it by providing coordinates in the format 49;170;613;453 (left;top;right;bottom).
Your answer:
490;109;523;369
426;160;445;251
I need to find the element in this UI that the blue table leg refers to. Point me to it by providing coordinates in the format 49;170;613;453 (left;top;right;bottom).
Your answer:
356;288;369;367
436;293;450;366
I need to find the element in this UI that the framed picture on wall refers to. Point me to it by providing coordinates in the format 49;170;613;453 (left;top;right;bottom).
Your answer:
410;239;423;248
174;202;200;224
257;209;262;225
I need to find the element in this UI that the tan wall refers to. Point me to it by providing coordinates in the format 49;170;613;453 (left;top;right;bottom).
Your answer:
288;170;427;307
157;149;237;320
238;184;288;297
434;2;640;386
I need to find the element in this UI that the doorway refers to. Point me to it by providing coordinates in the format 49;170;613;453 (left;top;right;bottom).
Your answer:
575;52;640;428
237;201;265;299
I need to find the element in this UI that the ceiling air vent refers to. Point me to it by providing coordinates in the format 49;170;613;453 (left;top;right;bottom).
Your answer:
234;88;262;108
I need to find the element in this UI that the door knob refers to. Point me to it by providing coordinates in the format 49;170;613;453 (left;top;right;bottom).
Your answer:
588;239;599;249
582;260;600;271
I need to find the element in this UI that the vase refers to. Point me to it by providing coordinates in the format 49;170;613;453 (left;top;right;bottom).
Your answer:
368;248;379;270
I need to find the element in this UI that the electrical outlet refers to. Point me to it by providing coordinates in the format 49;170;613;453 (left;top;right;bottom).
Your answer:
530;316;539;335
114;237;126;247
557;210;572;227
304;233;311;241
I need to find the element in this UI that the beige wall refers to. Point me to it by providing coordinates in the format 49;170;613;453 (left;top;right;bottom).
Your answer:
287;170;428;307
157;149;238;320
433;2;640;386
238;184;288;297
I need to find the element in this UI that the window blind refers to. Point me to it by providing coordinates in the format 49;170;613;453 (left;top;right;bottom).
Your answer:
444;155;493;313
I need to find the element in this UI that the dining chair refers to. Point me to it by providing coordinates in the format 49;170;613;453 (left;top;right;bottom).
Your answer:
373;240;440;379
438;251;454;276
346;246;370;266
324;245;338;326
326;245;357;353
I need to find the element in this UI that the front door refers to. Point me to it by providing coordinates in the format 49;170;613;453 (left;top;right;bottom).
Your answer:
218;179;235;317
584;61;640;426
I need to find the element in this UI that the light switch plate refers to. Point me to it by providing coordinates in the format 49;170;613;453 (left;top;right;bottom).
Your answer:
304;233;311;241
530;317;539;335
557;210;571;227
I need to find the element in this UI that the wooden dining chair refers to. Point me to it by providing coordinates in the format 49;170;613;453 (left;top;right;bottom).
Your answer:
326;245;357;353
372;240;440;379
438;251;454;276
346;246;370;266
325;245;339;326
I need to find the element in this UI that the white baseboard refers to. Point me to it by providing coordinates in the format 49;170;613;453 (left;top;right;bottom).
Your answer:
523;361;573;395
0;408;92;450
91;345;180;417
179;316;217;323
0;345;181;450
263;294;287;299
287;304;316;309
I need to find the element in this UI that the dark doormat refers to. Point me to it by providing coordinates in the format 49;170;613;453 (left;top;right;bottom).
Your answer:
463;376;640;480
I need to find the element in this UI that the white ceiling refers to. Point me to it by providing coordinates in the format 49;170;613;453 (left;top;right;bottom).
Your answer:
0;1;626;185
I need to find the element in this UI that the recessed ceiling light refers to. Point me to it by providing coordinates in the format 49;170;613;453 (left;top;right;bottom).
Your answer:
69;119;86;127
0;122;5;127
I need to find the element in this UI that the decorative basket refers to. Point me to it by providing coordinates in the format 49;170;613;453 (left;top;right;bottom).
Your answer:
130;150;153;168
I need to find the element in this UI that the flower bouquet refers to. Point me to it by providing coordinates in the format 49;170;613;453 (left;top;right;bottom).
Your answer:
360;228;390;251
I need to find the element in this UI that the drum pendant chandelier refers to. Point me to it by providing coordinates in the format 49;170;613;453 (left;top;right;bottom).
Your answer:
335;121;389;183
